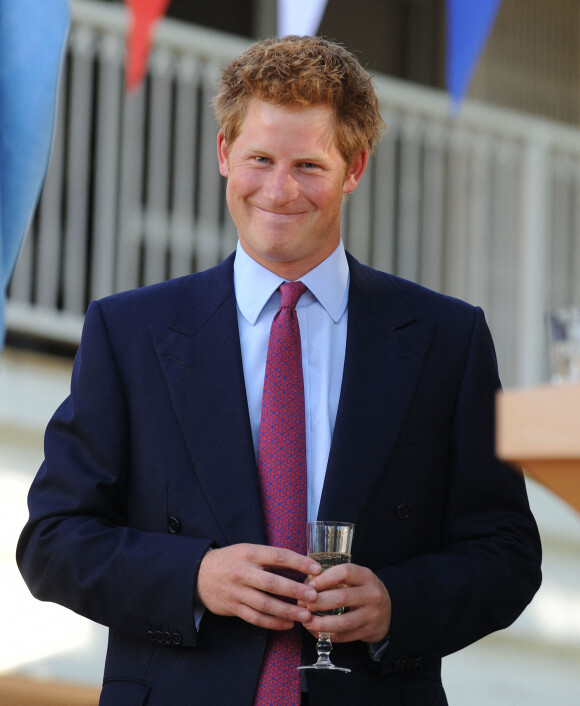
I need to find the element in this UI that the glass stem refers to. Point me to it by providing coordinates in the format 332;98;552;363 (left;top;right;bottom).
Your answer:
316;632;333;666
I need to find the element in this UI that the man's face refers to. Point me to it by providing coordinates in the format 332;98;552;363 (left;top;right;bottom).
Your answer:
218;99;368;280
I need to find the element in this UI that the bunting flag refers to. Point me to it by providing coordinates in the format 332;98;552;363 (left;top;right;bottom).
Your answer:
277;0;328;37
0;0;70;347
125;0;171;91
446;0;503;113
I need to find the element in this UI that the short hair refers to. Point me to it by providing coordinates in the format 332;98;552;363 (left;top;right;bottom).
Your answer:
213;36;385;165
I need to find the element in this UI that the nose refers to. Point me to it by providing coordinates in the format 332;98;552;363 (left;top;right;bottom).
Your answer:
263;166;299;205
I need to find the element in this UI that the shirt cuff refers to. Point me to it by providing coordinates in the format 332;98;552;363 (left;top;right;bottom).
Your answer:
368;634;390;661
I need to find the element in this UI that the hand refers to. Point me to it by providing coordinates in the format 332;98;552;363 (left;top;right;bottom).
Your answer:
301;563;391;644
196;543;322;631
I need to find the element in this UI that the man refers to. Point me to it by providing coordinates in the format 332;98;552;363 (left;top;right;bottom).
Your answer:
17;36;541;705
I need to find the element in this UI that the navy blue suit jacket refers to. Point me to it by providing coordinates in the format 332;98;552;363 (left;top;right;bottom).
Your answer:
17;253;541;705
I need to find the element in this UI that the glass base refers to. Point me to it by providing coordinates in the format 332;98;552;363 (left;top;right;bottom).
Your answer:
297;633;351;673
297;663;351;673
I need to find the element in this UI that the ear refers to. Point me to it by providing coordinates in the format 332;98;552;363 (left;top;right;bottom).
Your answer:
217;132;230;177
343;150;369;195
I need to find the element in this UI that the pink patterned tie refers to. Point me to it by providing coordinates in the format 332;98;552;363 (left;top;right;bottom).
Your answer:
254;281;307;706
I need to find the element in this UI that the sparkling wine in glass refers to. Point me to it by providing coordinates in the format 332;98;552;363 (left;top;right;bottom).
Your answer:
298;520;355;673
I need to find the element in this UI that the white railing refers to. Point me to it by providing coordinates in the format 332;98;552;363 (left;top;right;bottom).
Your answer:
8;0;580;387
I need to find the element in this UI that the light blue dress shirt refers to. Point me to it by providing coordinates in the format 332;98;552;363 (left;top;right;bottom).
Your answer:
233;240;349;522
212;243;387;659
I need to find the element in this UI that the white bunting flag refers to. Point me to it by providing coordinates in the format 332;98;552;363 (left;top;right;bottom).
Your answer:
277;0;328;37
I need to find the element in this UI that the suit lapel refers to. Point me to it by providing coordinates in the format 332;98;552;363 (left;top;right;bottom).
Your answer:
150;255;265;546
148;252;434;543
319;256;435;523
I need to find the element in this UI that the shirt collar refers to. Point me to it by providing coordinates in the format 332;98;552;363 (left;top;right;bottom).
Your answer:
234;241;349;325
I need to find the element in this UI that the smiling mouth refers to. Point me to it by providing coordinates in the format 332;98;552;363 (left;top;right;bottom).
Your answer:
255;206;307;217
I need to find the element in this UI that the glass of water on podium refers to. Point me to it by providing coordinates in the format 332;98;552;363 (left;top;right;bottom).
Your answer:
547;306;580;384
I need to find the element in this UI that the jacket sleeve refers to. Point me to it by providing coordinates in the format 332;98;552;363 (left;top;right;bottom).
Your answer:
16;300;213;648
372;307;542;675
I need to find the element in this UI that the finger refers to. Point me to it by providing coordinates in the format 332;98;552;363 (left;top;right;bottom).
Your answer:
325;613;387;644
305;600;390;643
250;545;322;577
303;586;350;615
249;566;318;604
214;576;313;630
238;602;296;631
304;610;354;635
249;583;313;620
308;562;363;591
304;606;369;641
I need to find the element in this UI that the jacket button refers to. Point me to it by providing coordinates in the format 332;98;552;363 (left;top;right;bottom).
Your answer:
163;631;172;644
154;631;164;643
146;630;155;642
168;516;181;534
172;632;183;646
395;504;410;520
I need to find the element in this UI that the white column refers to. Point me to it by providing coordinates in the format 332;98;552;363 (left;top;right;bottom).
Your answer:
515;132;551;387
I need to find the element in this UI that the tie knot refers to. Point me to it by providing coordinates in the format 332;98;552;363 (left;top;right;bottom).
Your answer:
279;281;307;309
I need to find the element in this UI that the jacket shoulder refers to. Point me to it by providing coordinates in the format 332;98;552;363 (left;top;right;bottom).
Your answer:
347;254;478;322
92;254;235;324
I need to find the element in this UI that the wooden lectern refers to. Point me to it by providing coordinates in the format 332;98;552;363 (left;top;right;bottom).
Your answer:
496;384;580;514
0;675;99;706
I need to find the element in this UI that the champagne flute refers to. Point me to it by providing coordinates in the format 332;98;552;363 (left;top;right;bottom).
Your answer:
298;520;355;673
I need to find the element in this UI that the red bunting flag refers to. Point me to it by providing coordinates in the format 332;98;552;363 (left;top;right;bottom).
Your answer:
125;0;171;91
